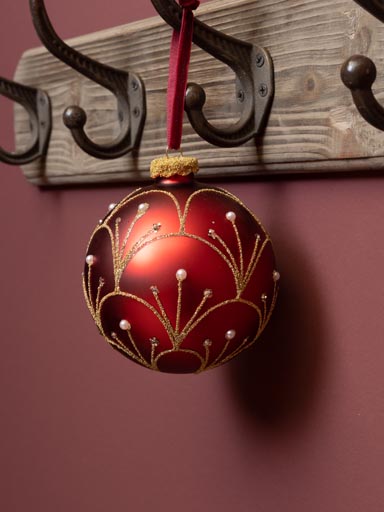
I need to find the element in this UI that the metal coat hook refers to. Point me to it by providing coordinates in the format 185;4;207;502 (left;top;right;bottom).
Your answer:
353;0;384;23
151;0;274;147
29;0;146;159
341;0;384;130
0;76;51;165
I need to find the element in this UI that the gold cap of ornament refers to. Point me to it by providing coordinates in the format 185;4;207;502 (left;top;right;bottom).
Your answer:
150;155;199;179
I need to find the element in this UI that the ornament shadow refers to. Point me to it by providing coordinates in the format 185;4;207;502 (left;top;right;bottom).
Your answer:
226;238;327;434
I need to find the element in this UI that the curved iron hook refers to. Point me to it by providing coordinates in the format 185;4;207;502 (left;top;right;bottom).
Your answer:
0;76;51;165
341;1;384;130
151;0;274;147
30;0;146;159
341;55;384;130
352;0;384;23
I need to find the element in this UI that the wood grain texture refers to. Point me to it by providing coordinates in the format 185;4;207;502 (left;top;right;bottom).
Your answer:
14;0;384;185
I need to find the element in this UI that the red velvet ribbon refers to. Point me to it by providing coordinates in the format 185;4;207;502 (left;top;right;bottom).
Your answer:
167;0;200;150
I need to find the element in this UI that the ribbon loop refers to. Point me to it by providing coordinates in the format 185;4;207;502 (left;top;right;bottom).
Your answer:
166;0;199;150
179;0;200;9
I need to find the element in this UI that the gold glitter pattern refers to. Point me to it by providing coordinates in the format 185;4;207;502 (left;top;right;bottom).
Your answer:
150;156;199;178
83;184;279;373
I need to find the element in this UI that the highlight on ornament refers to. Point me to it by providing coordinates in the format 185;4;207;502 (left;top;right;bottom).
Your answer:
82;156;279;374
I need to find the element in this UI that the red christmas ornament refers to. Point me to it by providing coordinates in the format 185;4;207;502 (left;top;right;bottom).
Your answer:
83;157;279;373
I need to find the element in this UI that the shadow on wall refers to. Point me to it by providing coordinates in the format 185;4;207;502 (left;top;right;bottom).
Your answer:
227;224;327;435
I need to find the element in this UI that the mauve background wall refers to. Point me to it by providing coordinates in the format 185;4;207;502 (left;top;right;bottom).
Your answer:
1;1;384;511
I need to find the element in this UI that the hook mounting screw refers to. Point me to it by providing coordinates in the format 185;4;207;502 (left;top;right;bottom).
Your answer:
256;54;265;67
258;84;268;97
237;90;245;103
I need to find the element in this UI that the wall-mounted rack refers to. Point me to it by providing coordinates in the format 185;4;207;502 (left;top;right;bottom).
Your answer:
9;0;384;185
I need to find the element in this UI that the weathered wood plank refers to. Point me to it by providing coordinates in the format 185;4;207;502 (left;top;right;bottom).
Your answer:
14;0;384;185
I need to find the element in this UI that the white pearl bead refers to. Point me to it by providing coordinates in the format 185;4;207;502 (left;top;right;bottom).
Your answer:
108;203;117;211
273;270;281;282
226;211;236;222
138;203;149;214
119;319;131;331
225;329;236;340
176;269;187;281
85;255;95;265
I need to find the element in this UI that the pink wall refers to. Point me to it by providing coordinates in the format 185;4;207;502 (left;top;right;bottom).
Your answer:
1;1;384;511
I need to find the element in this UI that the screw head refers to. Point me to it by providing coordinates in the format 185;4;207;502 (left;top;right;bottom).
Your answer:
237;90;245;103
256;54;265;67
258;83;268;97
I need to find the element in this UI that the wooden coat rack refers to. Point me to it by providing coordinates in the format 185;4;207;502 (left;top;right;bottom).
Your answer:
6;0;384;185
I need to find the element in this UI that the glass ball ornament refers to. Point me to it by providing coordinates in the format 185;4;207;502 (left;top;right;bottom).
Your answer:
83;156;279;373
